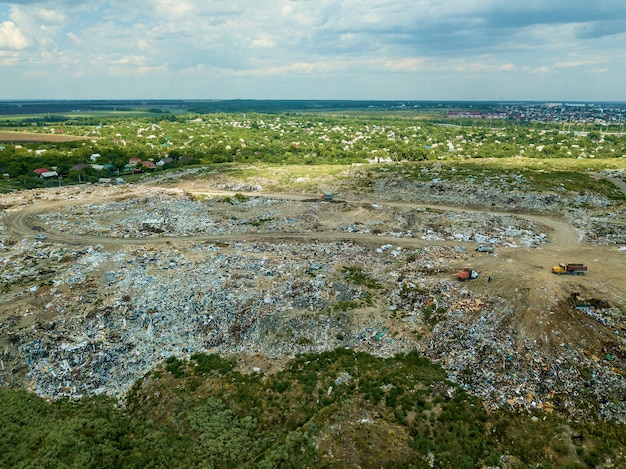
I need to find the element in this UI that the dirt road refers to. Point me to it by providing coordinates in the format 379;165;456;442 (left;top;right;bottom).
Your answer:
4;187;577;248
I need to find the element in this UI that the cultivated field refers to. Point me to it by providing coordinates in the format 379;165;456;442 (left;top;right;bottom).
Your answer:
0;131;92;143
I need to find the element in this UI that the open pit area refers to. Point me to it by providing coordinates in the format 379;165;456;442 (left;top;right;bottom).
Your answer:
1;166;626;429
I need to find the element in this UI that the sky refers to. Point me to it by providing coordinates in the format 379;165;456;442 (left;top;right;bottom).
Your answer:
0;0;625;101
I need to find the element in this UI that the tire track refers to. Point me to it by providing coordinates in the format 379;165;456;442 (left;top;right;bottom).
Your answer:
4;189;579;251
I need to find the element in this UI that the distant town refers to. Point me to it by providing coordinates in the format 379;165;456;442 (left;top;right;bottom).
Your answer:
1;99;625;129
447;102;626;127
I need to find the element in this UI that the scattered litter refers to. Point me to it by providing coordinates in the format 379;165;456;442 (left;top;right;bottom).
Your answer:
0;182;624;426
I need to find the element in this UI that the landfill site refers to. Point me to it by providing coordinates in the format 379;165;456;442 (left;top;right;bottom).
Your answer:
1;166;626;424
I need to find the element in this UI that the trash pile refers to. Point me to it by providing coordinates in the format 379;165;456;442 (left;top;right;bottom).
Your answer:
337;209;548;247
0;184;145;209
39;196;238;238
416;211;547;247
2;239;426;399
0;218;8;249
423;291;626;423
579;219;626;246
24;188;552;249
600;169;626;180
31;191;332;238
373;175;612;213
1;183;625;425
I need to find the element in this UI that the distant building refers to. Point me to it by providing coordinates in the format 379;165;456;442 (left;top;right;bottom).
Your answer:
447;111;483;119
156;157;173;167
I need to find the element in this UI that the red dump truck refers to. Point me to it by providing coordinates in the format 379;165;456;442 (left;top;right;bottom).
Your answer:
456;269;478;281
552;263;587;275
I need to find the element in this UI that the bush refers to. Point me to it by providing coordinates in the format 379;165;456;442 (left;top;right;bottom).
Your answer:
165;356;186;378
341;265;381;289
190;353;234;375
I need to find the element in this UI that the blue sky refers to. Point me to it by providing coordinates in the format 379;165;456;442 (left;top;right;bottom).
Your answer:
0;0;625;101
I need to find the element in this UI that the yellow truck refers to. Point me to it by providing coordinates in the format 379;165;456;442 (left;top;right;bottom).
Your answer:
552;263;587;275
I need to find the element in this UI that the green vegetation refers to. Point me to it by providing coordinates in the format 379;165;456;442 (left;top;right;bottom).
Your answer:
341;265;382;289
0;110;624;193
1;350;623;468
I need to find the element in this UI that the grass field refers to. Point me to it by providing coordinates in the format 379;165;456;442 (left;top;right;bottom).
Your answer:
0;131;92;143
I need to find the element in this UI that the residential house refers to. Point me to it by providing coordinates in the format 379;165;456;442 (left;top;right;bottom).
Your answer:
156;157;173;167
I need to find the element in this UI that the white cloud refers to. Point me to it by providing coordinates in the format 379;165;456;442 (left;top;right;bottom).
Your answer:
111;55;146;66
531;66;552;74
0;20;28;50
587;67;610;74
77;47;157;76
10;5;67;32
0;49;20;65
555;59;596;69
222;60;336;77
154;0;195;17
109;60;168;76
252;34;274;48
1;0;625;100
381;58;425;72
